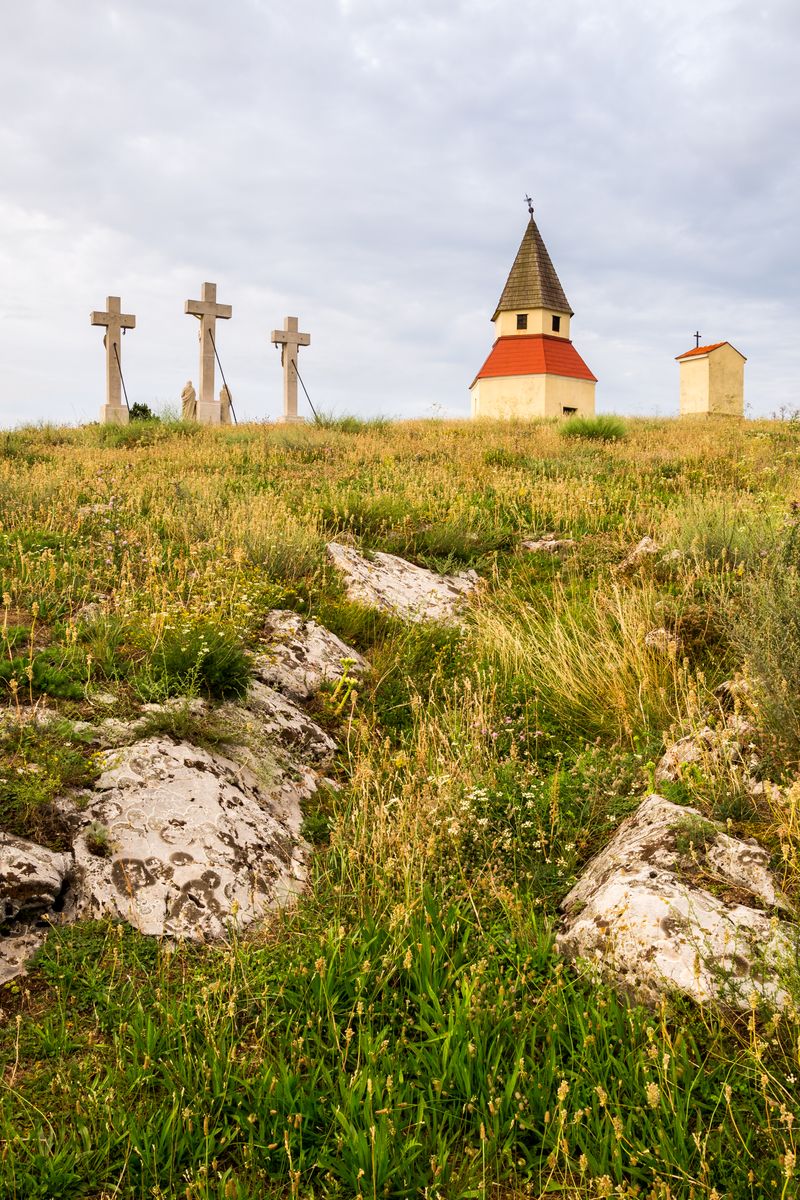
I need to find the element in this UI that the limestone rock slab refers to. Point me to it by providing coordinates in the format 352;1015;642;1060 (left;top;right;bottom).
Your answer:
327;541;479;624
234;681;337;765
0;931;50;986
1;833;71;923
71;738;308;941
0;834;72;985
557;794;797;1010
655;715;757;786
521;536;576;554
616;536;660;573
255;610;367;702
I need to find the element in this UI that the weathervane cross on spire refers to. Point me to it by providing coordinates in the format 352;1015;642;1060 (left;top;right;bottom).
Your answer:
524;194;534;217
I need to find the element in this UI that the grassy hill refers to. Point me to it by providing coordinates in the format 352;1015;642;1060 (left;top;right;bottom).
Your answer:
1;414;800;1199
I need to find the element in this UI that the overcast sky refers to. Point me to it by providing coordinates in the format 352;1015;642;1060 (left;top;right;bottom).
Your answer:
1;0;797;426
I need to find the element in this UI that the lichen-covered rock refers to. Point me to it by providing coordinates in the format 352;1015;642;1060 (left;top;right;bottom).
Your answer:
327;541;479;624
0;931;51;986
557;794;797;1010
71;738;309;941
521;536;576;554
616;536;660;573
0;833;71;923
655;715;757;785
0;834;72;985
233;681;337;765
254;610;367;701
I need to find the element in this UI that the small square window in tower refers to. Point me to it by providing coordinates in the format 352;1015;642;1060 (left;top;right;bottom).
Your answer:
552;315;561;333
516;314;528;330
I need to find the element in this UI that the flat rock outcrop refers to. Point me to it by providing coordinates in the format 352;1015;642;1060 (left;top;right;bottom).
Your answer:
254;610;368;701
72;738;307;940
0;613;364;981
1;833;71;922
327;541;479;623
557;794;797;1010
1;835;72;984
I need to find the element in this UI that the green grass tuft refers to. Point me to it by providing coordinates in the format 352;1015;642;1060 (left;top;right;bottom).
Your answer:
560;413;627;441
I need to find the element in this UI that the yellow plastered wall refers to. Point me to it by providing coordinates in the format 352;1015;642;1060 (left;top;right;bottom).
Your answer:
679;344;745;418
471;374;595;420
494;309;571;339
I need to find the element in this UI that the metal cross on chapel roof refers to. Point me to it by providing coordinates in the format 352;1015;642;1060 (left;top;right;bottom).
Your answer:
694;330;701;348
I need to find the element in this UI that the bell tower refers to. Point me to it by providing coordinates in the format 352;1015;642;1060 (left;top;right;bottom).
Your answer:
470;202;596;419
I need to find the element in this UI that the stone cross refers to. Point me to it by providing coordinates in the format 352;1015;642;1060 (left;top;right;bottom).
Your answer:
184;282;232;424
90;296;136;425
271;316;311;423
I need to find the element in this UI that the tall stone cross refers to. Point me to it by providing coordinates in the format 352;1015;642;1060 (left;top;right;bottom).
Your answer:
271;316;310;423
90;296;136;425
185;282;232;424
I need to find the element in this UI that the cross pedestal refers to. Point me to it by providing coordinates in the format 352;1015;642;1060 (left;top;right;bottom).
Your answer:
90;296;135;424
185;282;232;424
271;316;310;423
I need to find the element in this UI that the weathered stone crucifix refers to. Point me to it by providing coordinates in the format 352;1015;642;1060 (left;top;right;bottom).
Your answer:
271;316;310;423
185;282;232;424
90;296;136;425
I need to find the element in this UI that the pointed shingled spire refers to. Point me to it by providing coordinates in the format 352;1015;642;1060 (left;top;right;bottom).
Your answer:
491;216;573;321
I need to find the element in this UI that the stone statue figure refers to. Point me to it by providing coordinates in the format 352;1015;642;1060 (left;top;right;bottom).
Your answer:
219;385;232;425
181;380;197;421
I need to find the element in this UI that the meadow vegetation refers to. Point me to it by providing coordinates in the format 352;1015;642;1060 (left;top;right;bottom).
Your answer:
2;415;800;1198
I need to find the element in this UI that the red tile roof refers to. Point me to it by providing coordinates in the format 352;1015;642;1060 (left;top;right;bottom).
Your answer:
472;334;597;387
676;341;746;361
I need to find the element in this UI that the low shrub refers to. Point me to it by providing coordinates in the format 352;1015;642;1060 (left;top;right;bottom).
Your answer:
0;647;88;701
560;414;627;441
133;623;251;702
128;402;158;422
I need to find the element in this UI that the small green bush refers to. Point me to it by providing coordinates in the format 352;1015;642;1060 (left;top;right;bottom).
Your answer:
84;820;113;858
128;402;158;422
560;414;627;441
134;623;251;701
0;647;88;701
